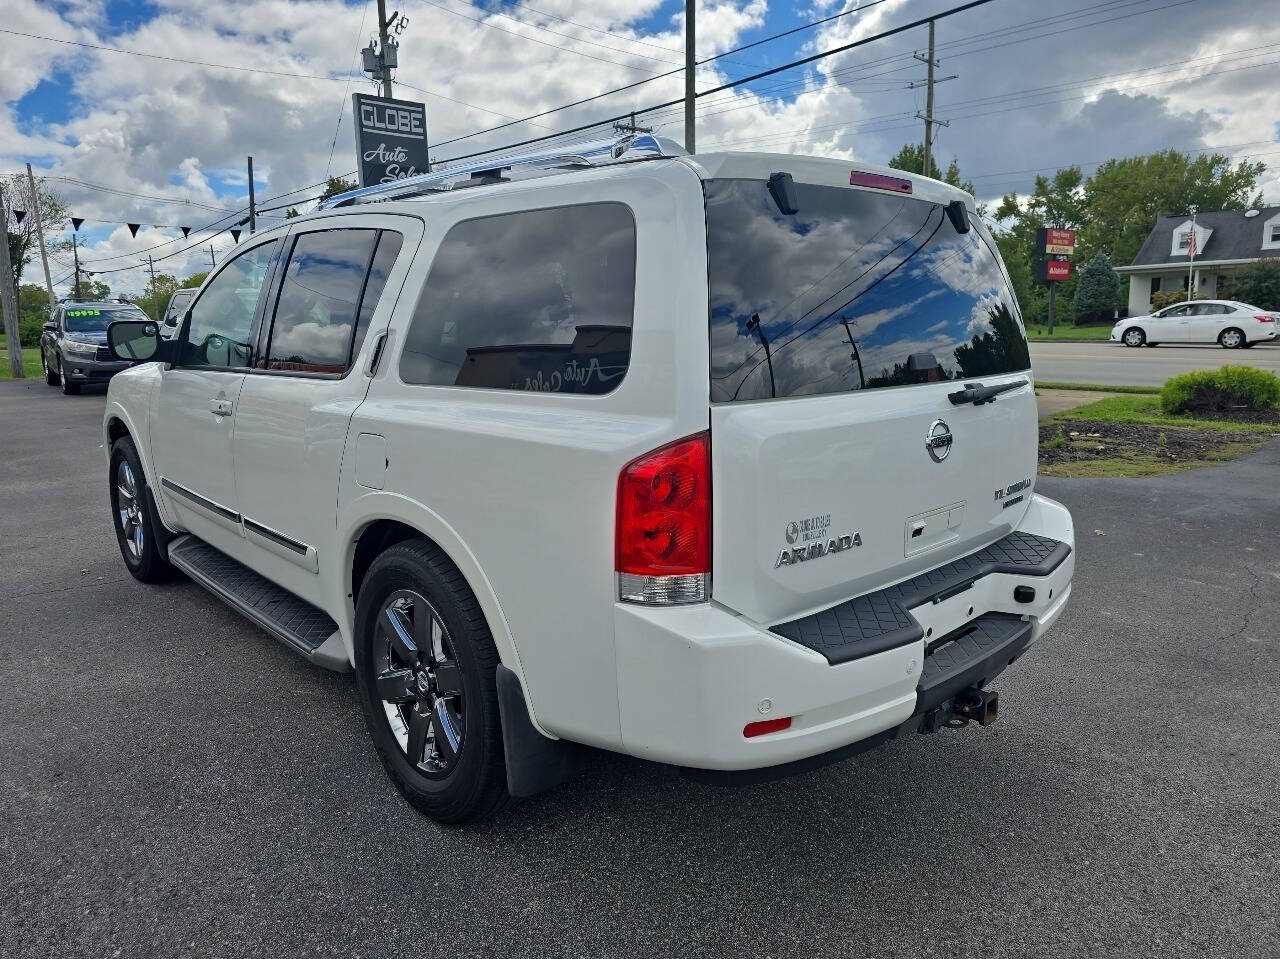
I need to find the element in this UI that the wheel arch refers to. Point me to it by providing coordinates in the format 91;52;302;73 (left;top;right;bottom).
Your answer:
336;497;542;734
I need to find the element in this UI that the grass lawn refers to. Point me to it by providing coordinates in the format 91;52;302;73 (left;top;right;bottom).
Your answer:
1025;324;1114;341
1040;393;1280;477
0;336;42;380
1056;393;1280;434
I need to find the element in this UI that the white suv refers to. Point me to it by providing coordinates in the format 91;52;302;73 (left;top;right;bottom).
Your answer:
102;135;1075;824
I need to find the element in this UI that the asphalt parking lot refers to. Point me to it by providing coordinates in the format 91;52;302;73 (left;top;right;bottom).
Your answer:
2;379;1278;958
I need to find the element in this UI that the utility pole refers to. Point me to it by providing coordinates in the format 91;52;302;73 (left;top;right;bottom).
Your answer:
911;20;955;180
377;0;393;98
614;112;652;136
247;156;257;235
0;185;23;377
684;0;696;154
840;316;866;390
208;244;217;268
363;0;399;99
72;233;82;301
146;255;158;321
26;164;56;312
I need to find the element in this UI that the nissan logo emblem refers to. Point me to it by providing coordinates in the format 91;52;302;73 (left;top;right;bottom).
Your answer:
926;419;953;462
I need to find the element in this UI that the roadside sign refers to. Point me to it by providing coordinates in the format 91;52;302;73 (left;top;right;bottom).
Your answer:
1037;259;1072;282
352;93;429;187
1035;227;1076;255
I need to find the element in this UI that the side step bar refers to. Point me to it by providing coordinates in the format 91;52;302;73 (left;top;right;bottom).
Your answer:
167;535;349;672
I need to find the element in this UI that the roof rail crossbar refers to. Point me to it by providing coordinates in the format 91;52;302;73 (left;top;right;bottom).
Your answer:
320;133;684;209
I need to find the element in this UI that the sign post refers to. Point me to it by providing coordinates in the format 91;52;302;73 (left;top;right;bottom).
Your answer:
352;93;430;188
1035;227;1077;333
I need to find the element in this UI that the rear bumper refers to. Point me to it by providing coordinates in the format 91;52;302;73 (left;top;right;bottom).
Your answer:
613;493;1074;771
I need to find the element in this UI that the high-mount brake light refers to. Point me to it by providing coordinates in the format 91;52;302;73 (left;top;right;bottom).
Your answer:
616;433;710;606
849;171;912;194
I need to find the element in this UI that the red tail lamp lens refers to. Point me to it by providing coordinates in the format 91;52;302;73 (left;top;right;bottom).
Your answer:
616;433;710;577
744;716;792;738
1255;314;1275;323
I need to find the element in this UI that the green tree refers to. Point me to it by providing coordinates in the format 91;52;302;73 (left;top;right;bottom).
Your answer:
3;174;67;293
135;273;180;322
887;144;975;193
16;282;52;347
285;176;358;218
1081;151;1264;269
953;303;1031;377
180;272;207;289
1071;252;1120;323
993;168;1086;324
1225;259;1280;310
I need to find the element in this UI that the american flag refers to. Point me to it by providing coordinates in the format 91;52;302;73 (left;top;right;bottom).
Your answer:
1185;227;1197;258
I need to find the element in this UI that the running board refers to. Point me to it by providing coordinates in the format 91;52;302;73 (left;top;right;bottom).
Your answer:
168;535;349;672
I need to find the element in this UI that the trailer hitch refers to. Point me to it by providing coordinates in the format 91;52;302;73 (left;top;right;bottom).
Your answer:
920;687;999;733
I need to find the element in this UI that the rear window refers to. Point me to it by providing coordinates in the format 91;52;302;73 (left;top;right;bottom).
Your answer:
706;178;1029;403
399;203;636;394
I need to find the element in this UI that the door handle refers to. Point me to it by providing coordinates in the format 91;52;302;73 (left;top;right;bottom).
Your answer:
210;398;233;417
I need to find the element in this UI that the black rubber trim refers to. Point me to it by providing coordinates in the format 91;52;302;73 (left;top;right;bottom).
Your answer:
160;477;240;523
242;516;309;556
770;531;1069;666
496;665;584;799
683;610;1035;787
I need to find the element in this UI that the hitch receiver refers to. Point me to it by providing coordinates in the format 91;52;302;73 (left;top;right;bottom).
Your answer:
920;687;999;733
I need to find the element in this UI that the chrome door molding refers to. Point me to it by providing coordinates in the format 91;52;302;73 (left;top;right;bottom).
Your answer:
160;476;240;524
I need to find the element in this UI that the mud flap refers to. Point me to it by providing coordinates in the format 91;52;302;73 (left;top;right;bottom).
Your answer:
496;665;584;799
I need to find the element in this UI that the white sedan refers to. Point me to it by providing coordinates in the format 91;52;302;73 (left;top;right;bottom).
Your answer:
1112;300;1279;348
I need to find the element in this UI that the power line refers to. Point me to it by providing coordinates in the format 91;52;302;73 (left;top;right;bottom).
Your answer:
430;0;896;151
411;0;666;73
0;27;523;123
438;0;1001;165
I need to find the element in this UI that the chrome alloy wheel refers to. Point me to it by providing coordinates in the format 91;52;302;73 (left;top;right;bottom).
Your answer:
376;590;465;777
115;460;145;559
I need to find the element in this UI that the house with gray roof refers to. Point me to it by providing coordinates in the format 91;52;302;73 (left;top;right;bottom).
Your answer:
1116;207;1280;315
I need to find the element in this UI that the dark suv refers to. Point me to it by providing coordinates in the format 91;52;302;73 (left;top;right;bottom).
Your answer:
40;301;148;394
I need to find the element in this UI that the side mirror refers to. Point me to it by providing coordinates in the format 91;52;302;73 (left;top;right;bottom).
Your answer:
906;352;940;373
164;313;179;327
43;321;57;332
107;319;170;363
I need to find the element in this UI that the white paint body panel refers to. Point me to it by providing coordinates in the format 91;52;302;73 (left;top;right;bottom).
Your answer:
105;150;1076;770
1111;300;1279;346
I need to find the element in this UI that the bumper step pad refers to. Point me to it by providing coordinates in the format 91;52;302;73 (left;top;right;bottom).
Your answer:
168;535;348;671
770;531;1068;665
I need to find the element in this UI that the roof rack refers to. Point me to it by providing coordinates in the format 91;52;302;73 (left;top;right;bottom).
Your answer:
320;133;685;209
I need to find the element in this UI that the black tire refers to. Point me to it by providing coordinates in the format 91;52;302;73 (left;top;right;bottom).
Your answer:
1147;342;1160;347
58;355;81;395
1242;340;1257;349
1121;327;1146;347
1219;327;1246;349
354;540;510;825
42;349;58;386
108;436;175;583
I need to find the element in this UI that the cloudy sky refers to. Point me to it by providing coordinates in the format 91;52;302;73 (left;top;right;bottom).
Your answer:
4;0;1279;295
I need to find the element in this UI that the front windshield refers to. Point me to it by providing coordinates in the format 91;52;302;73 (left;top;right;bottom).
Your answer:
64;306;145;333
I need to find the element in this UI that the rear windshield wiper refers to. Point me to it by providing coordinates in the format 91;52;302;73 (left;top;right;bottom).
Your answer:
947;378;1028;406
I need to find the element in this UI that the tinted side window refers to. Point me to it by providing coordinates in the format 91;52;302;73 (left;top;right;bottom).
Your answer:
350;231;403;365
706;179;1028;402
266;229;379;374
400;203;636;394
183;240;279;368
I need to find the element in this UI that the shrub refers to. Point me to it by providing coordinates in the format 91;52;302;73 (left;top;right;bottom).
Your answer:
1150;289;1191;311
1161;365;1280;414
1223;259;1280;310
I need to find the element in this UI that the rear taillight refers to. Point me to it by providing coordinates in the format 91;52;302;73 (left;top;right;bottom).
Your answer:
1255;314;1275;323
616;432;710;605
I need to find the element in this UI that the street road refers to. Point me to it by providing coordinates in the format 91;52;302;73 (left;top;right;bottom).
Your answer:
1031;340;1280;386
2;380;1278;958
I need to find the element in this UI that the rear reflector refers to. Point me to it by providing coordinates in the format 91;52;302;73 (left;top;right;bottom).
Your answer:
850;170;912;193
744;716;792;738
616;432;711;605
